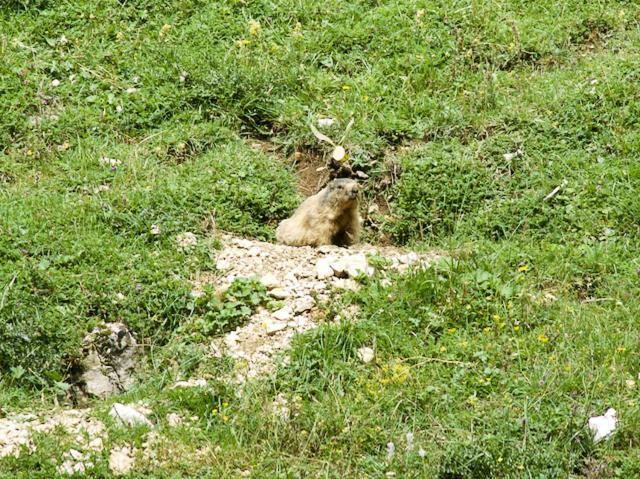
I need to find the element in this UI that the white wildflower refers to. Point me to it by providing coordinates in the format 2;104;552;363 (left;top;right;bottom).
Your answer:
99;157;121;167
405;432;414;451
386;442;395;460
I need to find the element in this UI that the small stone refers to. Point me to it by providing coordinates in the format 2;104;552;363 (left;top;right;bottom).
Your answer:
260;273;280;289
337;254;374;278
588;408;617;443
150;224;161;235
332;278;360;291
109;403;152;428
172;378;207;389
357;347;375;363
318;117;335;127
399;252;419;265
294;296;315;314
109;446;135;476
318;245;338;254
216;258;231;270
88;438;103;451
166;413;183;427
272;307;292;322
269;288;290;300
316;258;334;279
265;320;288;335
248;246;261;256
68;449;84;460
51;79;61;87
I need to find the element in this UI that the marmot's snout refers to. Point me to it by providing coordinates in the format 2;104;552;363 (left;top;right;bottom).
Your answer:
331;178;360;201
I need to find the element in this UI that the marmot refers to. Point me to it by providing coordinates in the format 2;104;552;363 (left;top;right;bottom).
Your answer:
276;178;361;247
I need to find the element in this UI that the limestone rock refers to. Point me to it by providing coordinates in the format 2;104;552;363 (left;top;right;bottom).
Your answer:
272;306;292;322
331;254;374;278
76;322;137;399
294;296;315;314
357;347;375;363
260;273;280;289
171;378;207;389
109;404;152;428
316;257;334;279
269;288;290;300
265;320;288;335
588;408;617;443
109;446;136;476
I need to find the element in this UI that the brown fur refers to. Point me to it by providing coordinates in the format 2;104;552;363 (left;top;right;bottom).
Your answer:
276;179;361;247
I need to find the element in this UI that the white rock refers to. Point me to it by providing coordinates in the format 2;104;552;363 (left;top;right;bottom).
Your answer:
166;413;183;427
588;408;617;443
336;254;374;278
88;438;103;451
316;257;334;279
332;278;360;291
109;446;135;476
171;378;207;389
265;320;288;335
318;117;335;127
69;448;84;460
58;459;86;475
150;224;161;235
269;288;290;300
294;296;315;313
272;307;292;322
51;79;61;87
357;347;375;363
109;403;152;428
399;252;419;265
216;258;231;270
260;273;280;289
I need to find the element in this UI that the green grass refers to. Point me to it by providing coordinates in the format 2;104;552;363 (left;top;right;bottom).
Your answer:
1;0;640;477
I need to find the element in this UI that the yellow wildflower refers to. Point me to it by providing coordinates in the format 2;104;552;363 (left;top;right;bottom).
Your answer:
236;39;251;47
447;327;457;333
518;264;529;272
159;24;171;37
248;20;261;36
537;334;550;344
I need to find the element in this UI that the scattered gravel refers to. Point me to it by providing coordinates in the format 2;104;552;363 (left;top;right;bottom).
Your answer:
203;234;438;382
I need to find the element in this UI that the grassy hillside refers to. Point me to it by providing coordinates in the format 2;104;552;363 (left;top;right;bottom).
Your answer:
1;0;639;477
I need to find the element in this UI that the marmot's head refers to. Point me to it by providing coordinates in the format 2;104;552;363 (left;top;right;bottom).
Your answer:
324;178;360;207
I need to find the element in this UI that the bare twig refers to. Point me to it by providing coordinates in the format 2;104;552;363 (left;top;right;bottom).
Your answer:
0;274;17;311
544;179;568;201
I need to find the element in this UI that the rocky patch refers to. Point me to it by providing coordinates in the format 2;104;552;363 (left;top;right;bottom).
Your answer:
200;235;438;382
